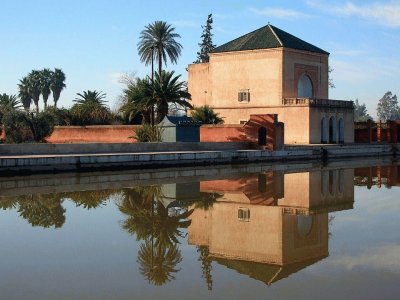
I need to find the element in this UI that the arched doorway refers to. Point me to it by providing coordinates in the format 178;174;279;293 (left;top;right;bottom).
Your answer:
297;74;313;98
258;127;267;146
329;116;336;143
321;117;327;143
338;118;344;143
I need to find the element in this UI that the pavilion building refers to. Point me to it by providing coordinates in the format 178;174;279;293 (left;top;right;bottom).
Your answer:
188;24;354;144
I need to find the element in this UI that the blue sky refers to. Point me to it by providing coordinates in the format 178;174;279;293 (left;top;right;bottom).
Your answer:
1;0;399;117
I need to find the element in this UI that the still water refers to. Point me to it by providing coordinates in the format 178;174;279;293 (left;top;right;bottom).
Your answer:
0;160;399;299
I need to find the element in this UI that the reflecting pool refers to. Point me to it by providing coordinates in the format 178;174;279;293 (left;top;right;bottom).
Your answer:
0;160;399;299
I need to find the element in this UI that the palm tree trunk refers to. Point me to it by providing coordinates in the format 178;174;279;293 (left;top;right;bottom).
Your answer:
158;48;162;76
151;49;155;126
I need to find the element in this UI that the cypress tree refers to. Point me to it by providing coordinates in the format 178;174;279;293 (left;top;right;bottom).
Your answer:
195;14;216;63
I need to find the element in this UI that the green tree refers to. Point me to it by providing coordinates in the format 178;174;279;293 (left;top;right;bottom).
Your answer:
39;68;53;109
138;21;183;76
191;105;223;124
354;98;372;122
377;91;399;122
195;14;216;63
18;77;32;111
71;90;112;125
27;70;42;113
50;68;66;107
151;71;192;122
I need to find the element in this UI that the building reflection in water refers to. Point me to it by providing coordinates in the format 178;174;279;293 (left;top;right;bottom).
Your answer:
187;169;355;286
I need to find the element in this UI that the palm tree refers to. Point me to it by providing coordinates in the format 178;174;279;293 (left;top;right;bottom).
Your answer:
191;105;224;124
151;71;192;122
27;70;42;113
138;21;183;76
71;90;111;125
74;90;107;105
18;77;32;111
0;93;21;111
119;77;152;124
39;68;53;109
50;68;66;107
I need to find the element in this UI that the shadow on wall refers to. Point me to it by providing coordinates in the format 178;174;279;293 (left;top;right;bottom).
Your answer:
200;114;283;150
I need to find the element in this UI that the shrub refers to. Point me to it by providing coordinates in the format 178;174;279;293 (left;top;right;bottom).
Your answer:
2;110;56;143
131;124;163;142
26;111;56;142
70;104;113;125
2;110;33;143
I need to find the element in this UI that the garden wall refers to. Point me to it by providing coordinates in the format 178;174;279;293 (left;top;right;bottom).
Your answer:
46;125;139;143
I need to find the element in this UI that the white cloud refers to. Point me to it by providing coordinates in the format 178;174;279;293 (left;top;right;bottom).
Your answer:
306;0;400;27
249;7;311;19
327;244;400;273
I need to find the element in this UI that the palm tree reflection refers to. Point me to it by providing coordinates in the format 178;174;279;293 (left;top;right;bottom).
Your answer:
138;240;182;286
119;186;193;286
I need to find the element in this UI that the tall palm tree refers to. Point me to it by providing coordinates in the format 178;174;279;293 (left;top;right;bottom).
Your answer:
39;68;53;109
50;68;66;107
27;70;42;112
151;71;192;122
138;21;183;76
18;77;32;111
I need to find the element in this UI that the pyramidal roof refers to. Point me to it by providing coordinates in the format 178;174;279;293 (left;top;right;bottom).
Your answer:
212;24;329;55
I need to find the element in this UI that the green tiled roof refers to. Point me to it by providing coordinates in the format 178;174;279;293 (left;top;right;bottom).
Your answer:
212;24;329;55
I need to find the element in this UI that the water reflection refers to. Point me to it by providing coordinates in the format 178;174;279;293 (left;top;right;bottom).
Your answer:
118;186;193;285
0;163;399;295
0;189;117;228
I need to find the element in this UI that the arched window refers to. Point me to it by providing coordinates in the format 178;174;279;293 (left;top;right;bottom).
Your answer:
329;116;337;143
321;117;327;143
297;74;313;98
338;118;344;143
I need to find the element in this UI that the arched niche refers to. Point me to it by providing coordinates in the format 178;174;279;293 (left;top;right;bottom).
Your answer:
297;74;314;98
